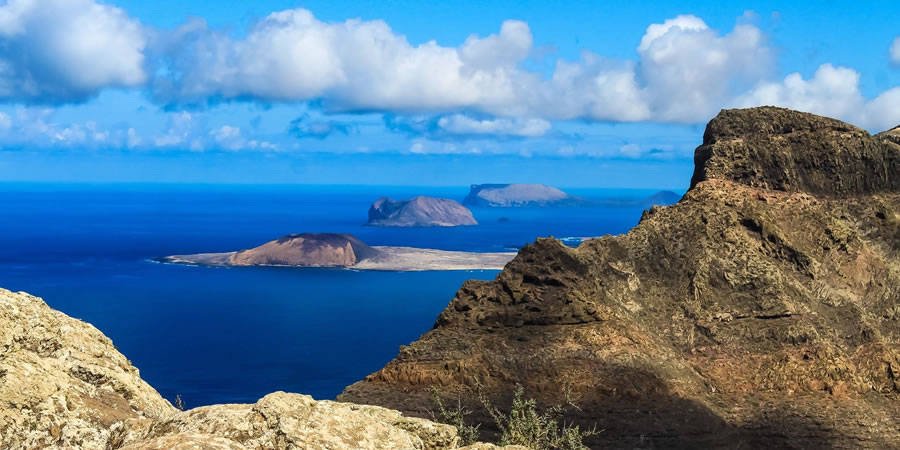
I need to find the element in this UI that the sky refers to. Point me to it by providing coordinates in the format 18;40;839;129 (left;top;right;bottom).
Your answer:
0;0;897;188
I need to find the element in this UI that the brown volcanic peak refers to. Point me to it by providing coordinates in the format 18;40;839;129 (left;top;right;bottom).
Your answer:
229;233;380;267
690;106;899;196
340;108;900;448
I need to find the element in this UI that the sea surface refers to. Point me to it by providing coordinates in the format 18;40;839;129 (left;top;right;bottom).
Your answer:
0;183;664;408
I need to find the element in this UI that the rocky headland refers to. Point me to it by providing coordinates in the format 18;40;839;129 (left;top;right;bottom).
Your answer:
463;184;581;207
340;107;900;448
368;196;478;227
0;288;525;449
161;233;514;271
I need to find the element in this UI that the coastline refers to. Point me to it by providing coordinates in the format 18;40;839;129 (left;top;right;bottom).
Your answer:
158;246;517;271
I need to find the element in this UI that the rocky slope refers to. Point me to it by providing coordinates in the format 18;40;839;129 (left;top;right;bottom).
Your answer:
341;107;900;448
368;196;478;227
463;184;579;207
0;288;520;449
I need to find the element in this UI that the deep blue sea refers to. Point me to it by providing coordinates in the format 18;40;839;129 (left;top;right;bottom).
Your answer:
0;183;660;408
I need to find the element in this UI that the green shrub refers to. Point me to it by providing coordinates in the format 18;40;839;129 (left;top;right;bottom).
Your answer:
429;387;481;446
430;384;598;450
480;385;597;450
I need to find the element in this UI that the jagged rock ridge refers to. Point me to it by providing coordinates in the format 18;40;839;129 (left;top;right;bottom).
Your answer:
0;288;519;449
368;196;478;227
341;107;900;448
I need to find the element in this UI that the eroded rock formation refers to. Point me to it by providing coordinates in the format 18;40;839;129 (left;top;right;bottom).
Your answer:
0;289;517;449
341;107;900;448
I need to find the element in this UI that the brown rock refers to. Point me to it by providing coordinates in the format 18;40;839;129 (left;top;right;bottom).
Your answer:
340;107;900;448
368;196;478;227
229;233;380;267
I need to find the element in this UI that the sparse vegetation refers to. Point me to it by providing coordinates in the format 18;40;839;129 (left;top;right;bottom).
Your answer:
430;384;598;450
429;387;481;446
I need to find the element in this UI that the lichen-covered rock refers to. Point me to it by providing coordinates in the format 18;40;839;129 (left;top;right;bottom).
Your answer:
116;392;460;449
0;289;515;449
0;289;176;449
341;108;900;448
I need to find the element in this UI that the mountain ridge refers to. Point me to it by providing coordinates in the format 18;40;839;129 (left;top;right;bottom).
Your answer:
340;107;900;448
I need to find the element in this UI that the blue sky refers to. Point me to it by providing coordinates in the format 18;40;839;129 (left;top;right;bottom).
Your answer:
0;0;897;188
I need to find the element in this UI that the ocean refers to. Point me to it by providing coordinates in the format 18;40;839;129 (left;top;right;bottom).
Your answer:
0;183;659;408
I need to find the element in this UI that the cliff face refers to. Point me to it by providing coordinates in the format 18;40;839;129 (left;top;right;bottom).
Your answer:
0;288;518;450
341;107;900;448
463;184;577;207
368;196;478;227
229;233;380;267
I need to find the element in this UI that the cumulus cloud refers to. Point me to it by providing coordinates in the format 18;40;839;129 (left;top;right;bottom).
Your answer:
210;125;276;150
436;115;550;137
152;10;781;126
0;0;146;102
735;64;900;131
0;107;134;148
152;10;534;115
0;4;896;146
384;113;551;139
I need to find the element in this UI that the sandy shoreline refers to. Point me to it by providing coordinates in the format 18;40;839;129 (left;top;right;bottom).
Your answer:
159;246;516;271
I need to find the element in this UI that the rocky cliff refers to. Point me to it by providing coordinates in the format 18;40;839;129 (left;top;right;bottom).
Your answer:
341;107;900;448
463;184;579;207
368;196;478;227
229;233;380;267
0;288;519;449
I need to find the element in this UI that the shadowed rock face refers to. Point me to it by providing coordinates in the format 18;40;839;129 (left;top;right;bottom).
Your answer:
463;184;578;207
368;196;478;227
340;107;900;448
229;233;380;267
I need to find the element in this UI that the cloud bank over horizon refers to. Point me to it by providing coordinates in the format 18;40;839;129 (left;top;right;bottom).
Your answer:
0;0;897;153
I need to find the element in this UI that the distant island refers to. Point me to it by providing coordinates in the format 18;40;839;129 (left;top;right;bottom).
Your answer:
367;196;477;227
463;183;581;207
160;233;514;271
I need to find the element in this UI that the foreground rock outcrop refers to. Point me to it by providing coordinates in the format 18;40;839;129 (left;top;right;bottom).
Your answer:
341;107;900;448
0;289;176;449
463;184;580;207
368;196;478;227
0;288;518;449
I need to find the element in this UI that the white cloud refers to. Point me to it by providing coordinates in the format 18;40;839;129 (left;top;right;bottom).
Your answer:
154;112;198;148
0;0;146;102
210;125;276;151
891;37;900;65
636;16;773;122
154;10;779;126
735;64;900;131
436;115;550;137
153;10;533;116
